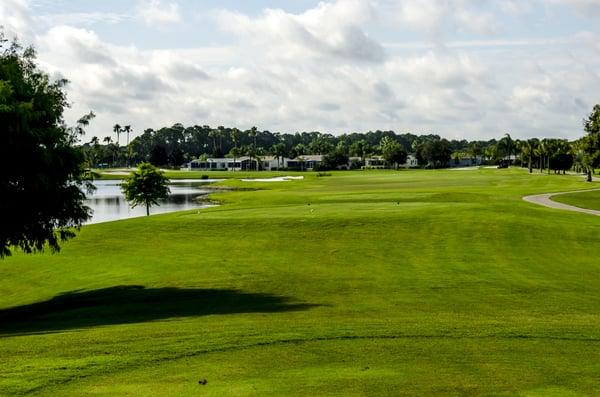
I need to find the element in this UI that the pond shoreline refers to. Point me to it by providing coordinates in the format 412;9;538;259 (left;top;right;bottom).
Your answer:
84;180;218;224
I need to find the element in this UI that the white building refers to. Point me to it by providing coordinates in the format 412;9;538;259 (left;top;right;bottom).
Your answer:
184;156;293;171
287;155;324;170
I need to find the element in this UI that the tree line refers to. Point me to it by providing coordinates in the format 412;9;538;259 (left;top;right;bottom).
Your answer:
80;108;600;173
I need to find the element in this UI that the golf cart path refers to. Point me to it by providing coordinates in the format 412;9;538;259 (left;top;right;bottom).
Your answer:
523;188;600;216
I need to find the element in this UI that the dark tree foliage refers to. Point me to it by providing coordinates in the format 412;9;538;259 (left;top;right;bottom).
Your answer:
0;36;91;257
579;105;600;181
416;139;452;168
381;140;408;168
149;144;169;166
168;147;185;167
430;139;453;168
584;104;600;136
321;150;350;170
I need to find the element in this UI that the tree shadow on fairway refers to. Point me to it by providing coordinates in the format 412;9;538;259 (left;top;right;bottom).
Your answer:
0;285;318;336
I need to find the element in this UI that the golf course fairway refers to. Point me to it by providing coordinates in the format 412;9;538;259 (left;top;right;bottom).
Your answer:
1;168;600;396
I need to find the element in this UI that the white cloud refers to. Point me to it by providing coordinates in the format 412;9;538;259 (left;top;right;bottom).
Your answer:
136;0;181;26
214;0;385;63
392;0;499;37
0;0;33;43
2;0;599;141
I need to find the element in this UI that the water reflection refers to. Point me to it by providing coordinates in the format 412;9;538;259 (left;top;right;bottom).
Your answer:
85;180;214;224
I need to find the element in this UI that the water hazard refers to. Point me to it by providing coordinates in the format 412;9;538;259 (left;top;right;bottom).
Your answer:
85;180;215;224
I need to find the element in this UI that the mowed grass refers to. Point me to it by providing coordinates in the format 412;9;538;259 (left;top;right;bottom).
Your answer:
1;168;600;396
552;189;600;211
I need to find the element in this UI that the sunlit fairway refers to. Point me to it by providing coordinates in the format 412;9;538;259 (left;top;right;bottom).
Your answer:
2;168;600;396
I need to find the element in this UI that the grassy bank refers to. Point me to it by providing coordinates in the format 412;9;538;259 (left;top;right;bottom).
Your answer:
551;189;600;211
1;168;600;395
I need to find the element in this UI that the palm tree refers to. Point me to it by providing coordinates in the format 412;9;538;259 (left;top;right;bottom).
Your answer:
540;139;553;174
208;129;218;156
249;126;259;170
103;136;116;166
112;124;122;166
217;125;226;154
123;125;132;167
113;124;122;146
350;139;370;165
497;133;514;164
484;144;498;164
467;142;482;165
271;142;287;169
535;140;547;173
123;125;132;147
521;138;538;173
88;136;100;168
573;137;595;182
230;128;241;171
249;126;258;149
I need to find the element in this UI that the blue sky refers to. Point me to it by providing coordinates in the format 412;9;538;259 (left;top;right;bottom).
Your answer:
3;0;600;140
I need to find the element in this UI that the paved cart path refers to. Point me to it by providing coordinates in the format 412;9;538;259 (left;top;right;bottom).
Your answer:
523;188;600;216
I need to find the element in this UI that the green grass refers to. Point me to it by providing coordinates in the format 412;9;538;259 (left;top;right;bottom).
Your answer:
2;168;600;395
551;189;600;211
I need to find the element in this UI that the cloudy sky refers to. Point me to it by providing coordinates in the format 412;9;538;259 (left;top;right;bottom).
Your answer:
2;0;600;141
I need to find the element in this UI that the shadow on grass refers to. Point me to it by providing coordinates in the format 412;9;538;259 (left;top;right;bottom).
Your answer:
0;285;318;336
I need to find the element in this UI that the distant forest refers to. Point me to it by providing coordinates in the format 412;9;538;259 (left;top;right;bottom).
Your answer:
82;125;505;167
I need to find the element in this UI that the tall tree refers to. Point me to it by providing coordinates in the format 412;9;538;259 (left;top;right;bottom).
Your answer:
123;125;132;166
521;138;539;173
497;133;514;162
271;142;287;169
121;163;170;216
380;137;407;169
350;139;370;164
208;129;218;156
217;125;226;154
467;142;483;165
113;124;122;146
0;36;93;257
230;127;241;170
580;104;600;181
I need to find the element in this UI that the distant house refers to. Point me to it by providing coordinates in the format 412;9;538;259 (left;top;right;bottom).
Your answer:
184;156;293;171
185;157;246;171
364;156;386;169
287;155;324;171
403;154;418;168
448;155;482;168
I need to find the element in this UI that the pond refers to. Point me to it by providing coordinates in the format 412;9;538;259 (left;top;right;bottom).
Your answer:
85;180;215;224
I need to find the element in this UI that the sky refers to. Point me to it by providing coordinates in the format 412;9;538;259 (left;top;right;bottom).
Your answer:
2;0;600;141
